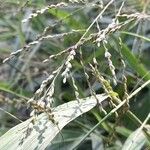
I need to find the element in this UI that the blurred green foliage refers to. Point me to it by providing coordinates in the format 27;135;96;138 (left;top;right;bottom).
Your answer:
0;0;150;149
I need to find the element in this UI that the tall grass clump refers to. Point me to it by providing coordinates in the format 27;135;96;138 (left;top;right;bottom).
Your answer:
0;0;150;149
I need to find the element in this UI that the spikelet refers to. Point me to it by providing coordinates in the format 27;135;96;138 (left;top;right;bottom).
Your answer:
22;3;67;23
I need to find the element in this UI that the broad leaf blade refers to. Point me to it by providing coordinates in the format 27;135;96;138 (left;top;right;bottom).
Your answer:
0;94;108;150
122;126;150;150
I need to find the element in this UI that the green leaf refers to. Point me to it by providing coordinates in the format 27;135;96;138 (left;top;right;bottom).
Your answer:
122;126;150;150
121;31;150;42
0;81;29;100
0;94;108;150
121;44;150;81
48;8;86;29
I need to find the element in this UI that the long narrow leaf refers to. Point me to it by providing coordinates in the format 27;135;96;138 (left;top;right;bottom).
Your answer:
0;94;108;150
121;44;150;81
122;126;150;150
121;31;150;42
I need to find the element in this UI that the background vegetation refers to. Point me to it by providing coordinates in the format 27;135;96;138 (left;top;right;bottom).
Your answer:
0;0;150;149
